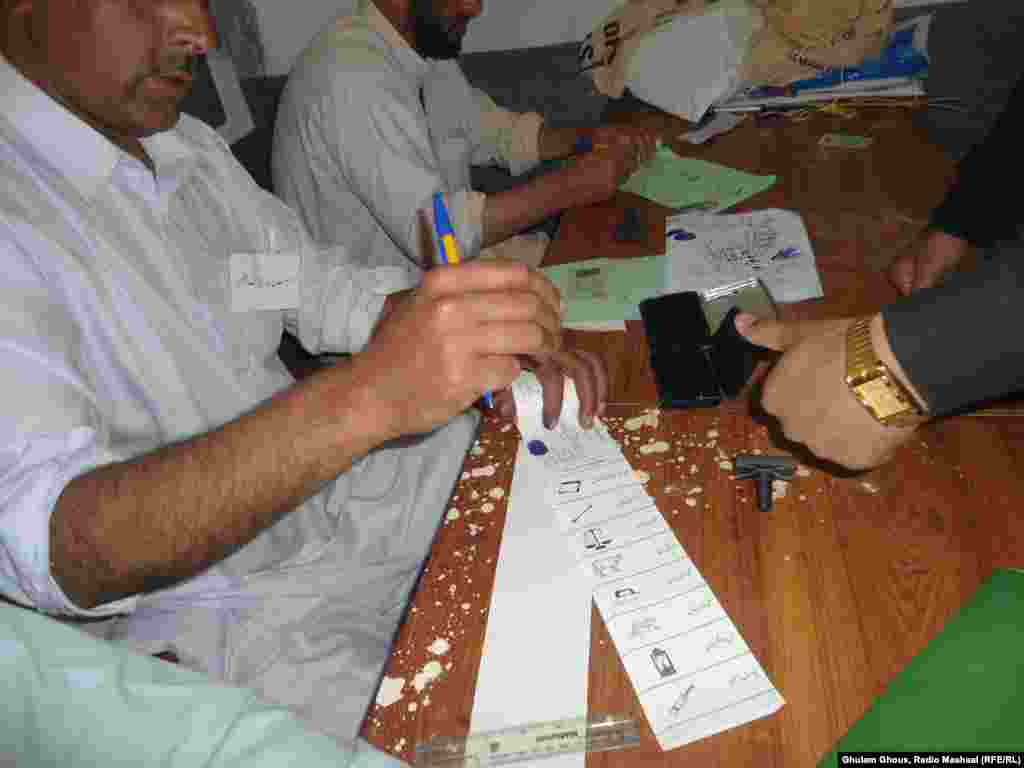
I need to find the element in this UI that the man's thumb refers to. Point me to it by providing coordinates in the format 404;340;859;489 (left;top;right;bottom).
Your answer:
733;313;791;351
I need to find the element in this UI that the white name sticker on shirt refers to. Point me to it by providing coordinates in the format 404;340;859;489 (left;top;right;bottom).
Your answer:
230;251;300;312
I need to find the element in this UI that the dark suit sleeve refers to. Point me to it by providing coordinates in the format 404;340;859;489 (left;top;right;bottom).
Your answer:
882;246;1024;416
929;76;1024;248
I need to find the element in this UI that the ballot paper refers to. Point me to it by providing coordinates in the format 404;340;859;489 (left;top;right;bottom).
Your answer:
505;373;784;751
542;255;666;330
469;380;593;768
664;209;823;304
620;144;777;213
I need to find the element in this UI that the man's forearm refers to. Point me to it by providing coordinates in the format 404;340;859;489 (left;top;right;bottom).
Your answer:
870;313;929;413
930;75;1024;246
481;165;590;247
882;248;1024;416
51;362;390;609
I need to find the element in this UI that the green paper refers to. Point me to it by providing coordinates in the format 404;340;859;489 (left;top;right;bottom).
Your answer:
620;144;776;212
819;132;874;149
543;255;667;325
818;569;1024;765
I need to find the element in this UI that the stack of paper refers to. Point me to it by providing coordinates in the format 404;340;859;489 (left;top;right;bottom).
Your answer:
715;14;933;114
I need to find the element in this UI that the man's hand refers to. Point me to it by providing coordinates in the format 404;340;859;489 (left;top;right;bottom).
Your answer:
493;348;609;429
562;124;660;207
353;262;565;439
566;144;646;207
887;229;969;295
734;313;921;470
588;124;659;167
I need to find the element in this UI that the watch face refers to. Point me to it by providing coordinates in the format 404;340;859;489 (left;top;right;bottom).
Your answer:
858;377;911;419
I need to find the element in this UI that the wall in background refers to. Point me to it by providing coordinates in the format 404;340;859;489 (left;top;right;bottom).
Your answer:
252;0;968;76
252;0;619;74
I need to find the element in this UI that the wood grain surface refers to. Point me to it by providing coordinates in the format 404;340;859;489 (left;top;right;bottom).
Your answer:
361;105;1024;767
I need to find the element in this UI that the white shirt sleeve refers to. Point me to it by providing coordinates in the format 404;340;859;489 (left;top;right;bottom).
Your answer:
240;187;419;355
288;245;417;354
0;225;136;617
317;70;484;262
172;120;410;357
470;86;545;177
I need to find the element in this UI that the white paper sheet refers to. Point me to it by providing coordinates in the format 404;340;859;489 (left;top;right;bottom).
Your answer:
625;4;753;123
679;112;746;145
502;373;784;751
664;209;823;304
469;378;592;768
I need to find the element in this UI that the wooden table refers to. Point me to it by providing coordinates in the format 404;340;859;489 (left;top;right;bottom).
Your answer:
360;106;1024;766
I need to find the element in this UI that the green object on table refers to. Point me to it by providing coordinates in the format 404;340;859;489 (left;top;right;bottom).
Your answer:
817;569;1024;765
619;144;776;212
543;255;667;325
819;132;874;149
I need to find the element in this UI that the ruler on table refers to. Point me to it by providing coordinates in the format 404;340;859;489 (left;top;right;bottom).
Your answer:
415;715;640;768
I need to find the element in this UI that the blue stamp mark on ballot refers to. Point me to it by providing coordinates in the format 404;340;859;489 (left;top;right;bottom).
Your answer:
527;440;549;456
772;246;801;261
667;228;696;242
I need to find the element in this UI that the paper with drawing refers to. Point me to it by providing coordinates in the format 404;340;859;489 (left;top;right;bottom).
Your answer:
500;373;784;751
665;209;823;303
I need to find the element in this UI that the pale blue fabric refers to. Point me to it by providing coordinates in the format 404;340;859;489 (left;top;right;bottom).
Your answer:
0;603;409;768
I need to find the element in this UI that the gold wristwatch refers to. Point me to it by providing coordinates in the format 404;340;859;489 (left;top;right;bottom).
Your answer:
845;317;928;428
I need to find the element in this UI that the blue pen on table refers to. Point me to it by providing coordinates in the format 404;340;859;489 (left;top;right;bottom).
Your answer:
431;192;495;409
574;136;609;154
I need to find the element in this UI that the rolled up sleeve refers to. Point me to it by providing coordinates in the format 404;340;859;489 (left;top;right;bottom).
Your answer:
287;236;418;355
472;87;545;177
330;74;488;262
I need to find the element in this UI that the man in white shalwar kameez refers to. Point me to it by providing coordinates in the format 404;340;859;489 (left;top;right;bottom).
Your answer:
0;0;607;762
273;0;659;278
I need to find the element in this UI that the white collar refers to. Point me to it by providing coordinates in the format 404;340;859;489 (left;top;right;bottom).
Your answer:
1;53;194;200
364;1;431;81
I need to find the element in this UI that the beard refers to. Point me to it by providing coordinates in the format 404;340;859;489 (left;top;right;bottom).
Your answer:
411;0;467;59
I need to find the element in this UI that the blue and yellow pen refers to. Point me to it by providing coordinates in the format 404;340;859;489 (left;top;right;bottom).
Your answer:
431;192;495;409
432;191;462;266
573;136;609;153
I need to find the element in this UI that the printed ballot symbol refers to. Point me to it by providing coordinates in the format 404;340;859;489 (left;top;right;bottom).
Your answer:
571;503;593;524
592;555;624;578
651;647;677;678
558;480;582;496
668;683;695;717
584;527;612;551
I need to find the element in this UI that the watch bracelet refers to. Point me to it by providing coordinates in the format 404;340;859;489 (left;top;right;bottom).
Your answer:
845;316;926;426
